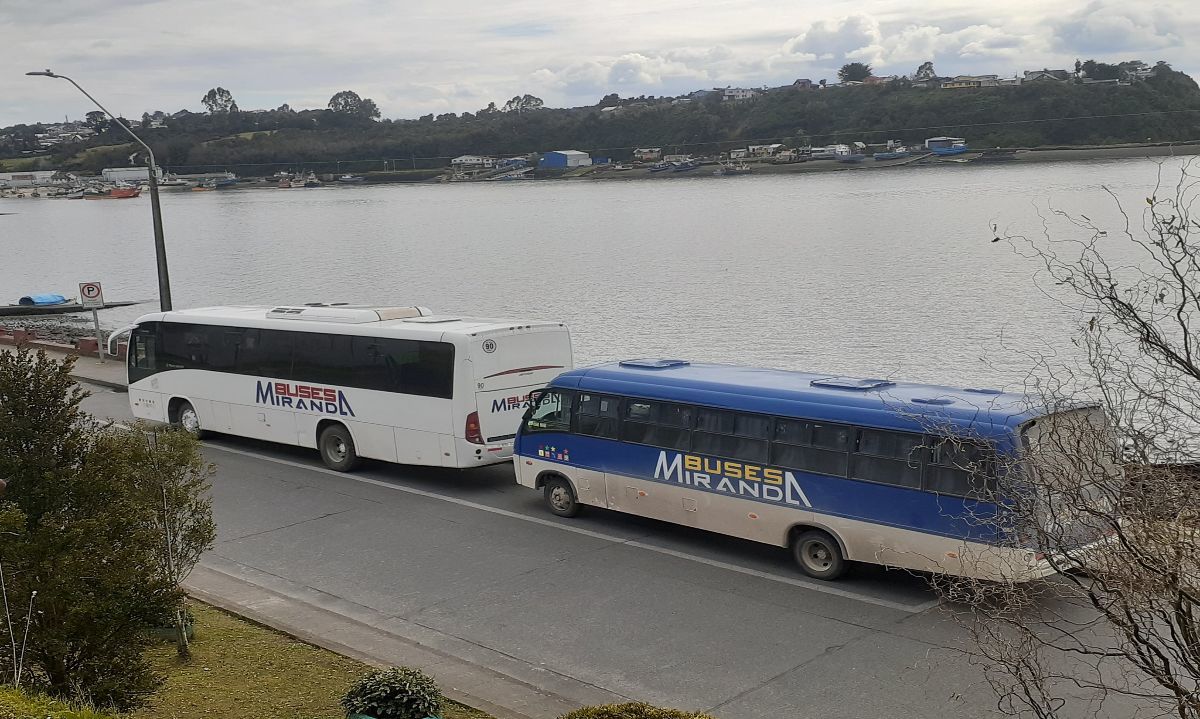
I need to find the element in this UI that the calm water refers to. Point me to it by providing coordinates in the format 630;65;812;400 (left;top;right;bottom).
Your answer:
0;158;1177;389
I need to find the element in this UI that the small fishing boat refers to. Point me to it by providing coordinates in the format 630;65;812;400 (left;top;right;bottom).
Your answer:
648;162;674;173
612;164;633;171
715;161;752;176
303;172;322;188
191;182;216;192
932;142;970;156
158;174;191;188
873;149;910;161
337;174;365;183
84;187;141;199
672;160;701;172
973;149;1018;162
212;174;238;187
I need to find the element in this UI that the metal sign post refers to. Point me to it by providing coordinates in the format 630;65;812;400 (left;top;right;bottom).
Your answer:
79;282;105;363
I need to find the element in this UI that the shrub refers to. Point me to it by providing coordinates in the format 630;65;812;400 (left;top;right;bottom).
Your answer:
341;667;442;719
560;702;717;719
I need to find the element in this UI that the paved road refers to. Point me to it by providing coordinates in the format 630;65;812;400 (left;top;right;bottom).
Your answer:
80;384;1002;718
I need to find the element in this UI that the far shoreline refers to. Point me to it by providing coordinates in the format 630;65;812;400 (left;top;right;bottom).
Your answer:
574;142;1200;182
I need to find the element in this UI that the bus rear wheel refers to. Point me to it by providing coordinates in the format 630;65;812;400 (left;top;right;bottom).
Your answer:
792;529;846;580
319;425;360;472
543;476;579;518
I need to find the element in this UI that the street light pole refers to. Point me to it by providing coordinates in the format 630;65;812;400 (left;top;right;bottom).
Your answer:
27;69;172;312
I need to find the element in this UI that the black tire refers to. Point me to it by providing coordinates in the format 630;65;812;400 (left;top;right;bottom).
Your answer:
543;476;580;517
319;424;360;472
173;400;206;439
792;529;847;580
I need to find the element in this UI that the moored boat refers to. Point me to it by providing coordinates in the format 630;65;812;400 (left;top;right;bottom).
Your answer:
648;162;673;173
932;143;970;156
873;149;910;161
84;187;141;199
716;161;752;176
337;174;365;183
973;149;1018;162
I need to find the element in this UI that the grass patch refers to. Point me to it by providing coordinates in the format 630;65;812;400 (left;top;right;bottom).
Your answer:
133;602;492;719
0;687;116;718
0;156;50;171
202;130;278;145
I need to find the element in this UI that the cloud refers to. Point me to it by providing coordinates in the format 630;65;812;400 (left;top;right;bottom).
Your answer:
782;15;880;61
533;45;741;98
2;0;1199;125
1052;0;1185;53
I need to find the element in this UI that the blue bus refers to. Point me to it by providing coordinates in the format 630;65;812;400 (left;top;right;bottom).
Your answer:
514;359;1089;581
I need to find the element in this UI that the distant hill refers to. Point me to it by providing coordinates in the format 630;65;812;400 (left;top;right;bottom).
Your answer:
4;65;1200;175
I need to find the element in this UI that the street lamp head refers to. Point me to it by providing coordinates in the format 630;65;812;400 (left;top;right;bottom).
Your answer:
26;69;59;78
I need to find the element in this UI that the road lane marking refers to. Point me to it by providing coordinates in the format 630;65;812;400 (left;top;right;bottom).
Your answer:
205;443;941;614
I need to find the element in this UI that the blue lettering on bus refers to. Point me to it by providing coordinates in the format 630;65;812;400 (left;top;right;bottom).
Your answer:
254;380;355;417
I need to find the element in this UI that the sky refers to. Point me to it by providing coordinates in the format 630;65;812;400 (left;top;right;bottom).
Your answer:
1;0;1197;126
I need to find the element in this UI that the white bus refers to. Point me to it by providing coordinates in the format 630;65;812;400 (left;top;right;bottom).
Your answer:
116;305;572;471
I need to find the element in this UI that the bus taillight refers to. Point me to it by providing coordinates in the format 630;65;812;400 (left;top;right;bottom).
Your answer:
465;412;484;444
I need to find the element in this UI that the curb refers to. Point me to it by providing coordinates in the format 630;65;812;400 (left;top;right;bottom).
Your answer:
71;372;128;392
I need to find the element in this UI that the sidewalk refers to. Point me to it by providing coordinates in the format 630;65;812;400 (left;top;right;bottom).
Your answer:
187;559;619;719
0;343;128;390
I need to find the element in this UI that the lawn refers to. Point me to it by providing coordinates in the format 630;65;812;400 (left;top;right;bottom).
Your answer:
133;602;493;719
0;155;49;171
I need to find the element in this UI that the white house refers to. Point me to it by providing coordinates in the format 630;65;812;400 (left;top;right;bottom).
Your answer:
721;87;759;102
450;155;496;168
747;143;784;156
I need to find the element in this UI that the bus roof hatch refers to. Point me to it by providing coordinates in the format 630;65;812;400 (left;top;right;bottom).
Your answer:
810;377;895;391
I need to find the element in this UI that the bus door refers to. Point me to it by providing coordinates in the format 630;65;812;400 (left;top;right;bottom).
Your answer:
523;389;606;508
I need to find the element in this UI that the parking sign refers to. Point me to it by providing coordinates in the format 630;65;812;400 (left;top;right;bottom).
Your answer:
79;282;104;308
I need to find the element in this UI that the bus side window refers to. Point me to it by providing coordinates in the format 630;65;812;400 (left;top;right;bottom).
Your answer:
577;394;619;439
621;400;691;450
925;439;997;497
850;429;926;488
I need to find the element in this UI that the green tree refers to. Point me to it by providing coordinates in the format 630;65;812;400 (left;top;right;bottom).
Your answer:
1082;59;1122;80
327;90;381;119
84;110;108;133
501;94;544;113
0;348;212;709
201;87;237;114
139;427;216;659
837;62;872;82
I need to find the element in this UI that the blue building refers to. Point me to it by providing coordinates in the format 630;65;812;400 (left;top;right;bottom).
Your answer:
540;150;592;168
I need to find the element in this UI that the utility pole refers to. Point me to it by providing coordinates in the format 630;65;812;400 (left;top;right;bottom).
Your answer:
28;70;172;311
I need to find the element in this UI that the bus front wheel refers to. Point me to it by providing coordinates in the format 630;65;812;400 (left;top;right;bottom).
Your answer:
319;425;360;472
792;529;846;580
543;476;580;518
173;400;205;439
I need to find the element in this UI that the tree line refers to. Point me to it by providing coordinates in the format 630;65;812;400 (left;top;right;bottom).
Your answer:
3;61;1198;174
